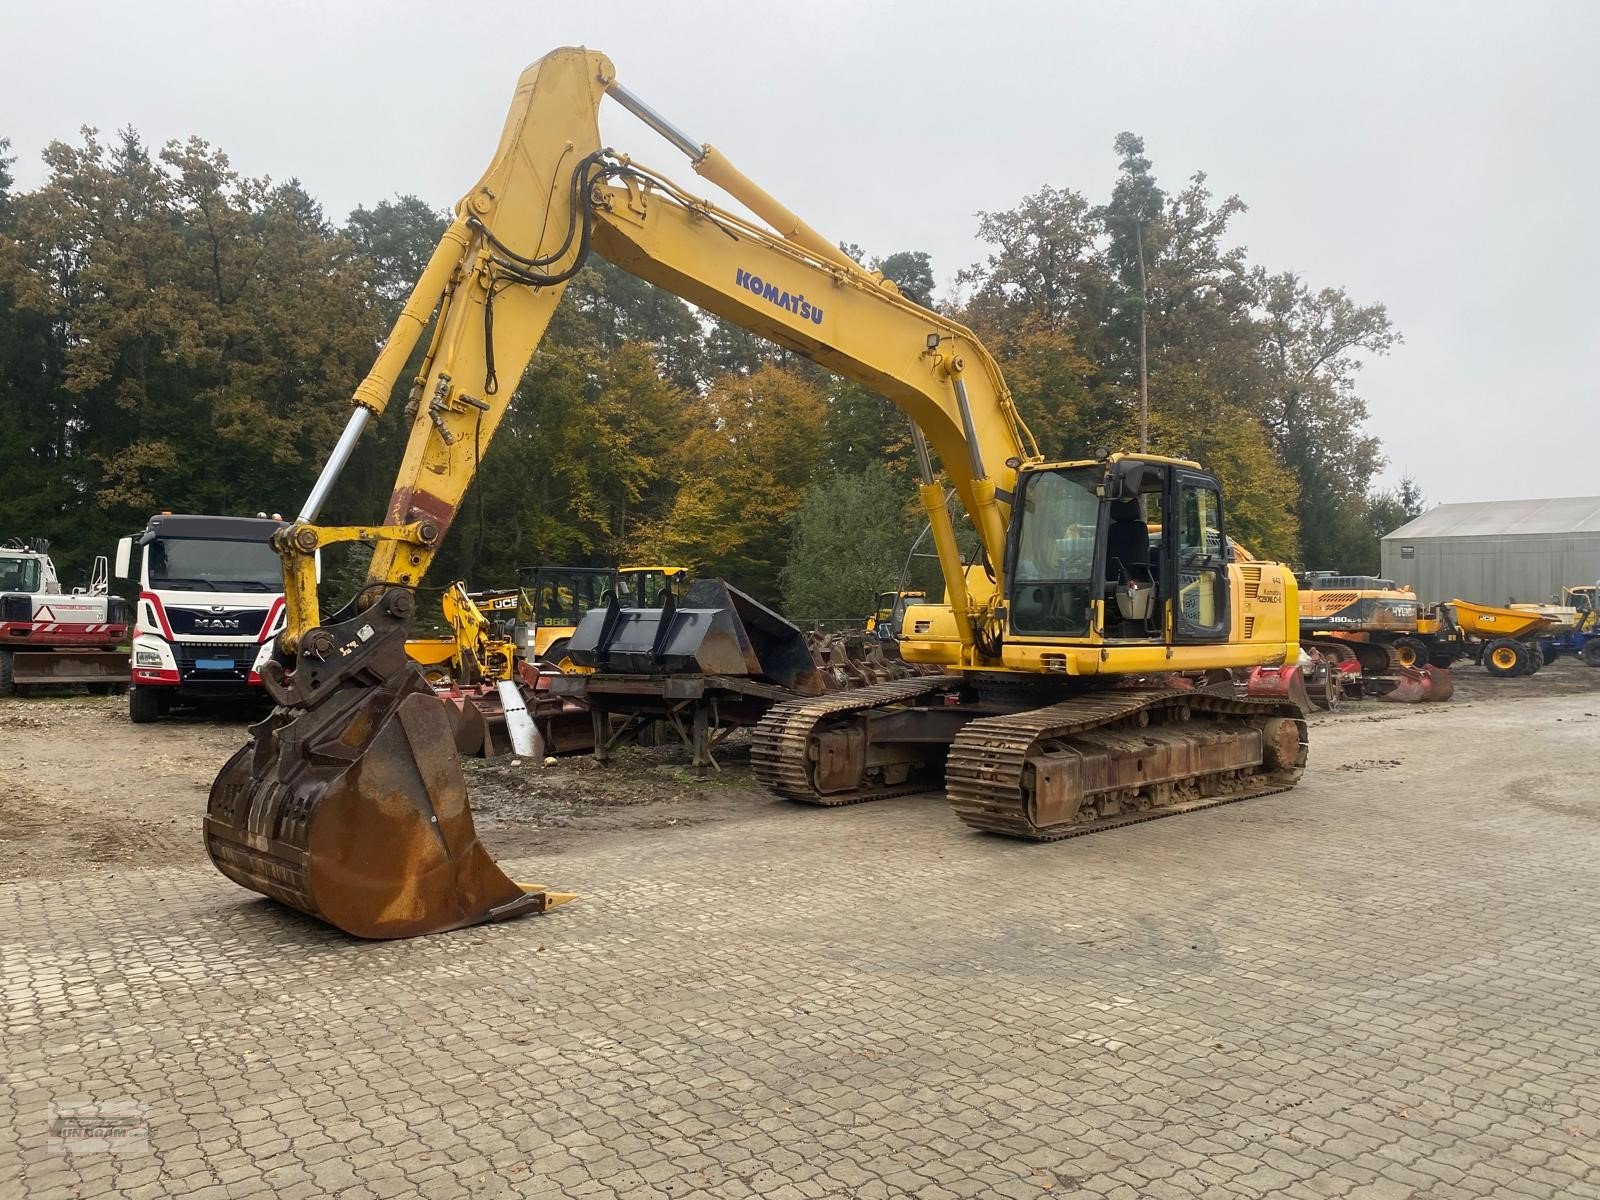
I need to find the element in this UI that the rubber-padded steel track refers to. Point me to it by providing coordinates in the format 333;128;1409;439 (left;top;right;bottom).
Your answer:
945;689;1306;841
750;676;960;805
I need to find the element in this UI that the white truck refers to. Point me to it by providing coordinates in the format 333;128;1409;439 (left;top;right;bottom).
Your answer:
115;514;287;722
0;538;131;696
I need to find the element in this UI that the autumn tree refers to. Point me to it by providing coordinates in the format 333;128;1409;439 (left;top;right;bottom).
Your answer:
0;116;1403;606
634;364;826;600
782;464;921;622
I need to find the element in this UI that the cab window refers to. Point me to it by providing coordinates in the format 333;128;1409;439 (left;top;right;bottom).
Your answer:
1009;467;1100;636
1176;482;1224;632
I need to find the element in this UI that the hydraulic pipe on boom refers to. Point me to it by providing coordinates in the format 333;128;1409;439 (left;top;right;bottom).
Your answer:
206;46;1307;942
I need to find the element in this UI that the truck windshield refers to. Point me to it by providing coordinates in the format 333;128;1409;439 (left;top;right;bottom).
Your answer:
1009;466;1102;636
0;557;42;593
148;538;282;593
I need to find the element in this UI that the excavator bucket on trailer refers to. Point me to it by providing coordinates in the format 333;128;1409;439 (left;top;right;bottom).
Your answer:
566;578;824;692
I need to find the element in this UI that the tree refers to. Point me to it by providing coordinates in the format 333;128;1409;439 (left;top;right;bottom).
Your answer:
0;116;1403;610
345;195;448;308
875;250;935;306
957;185;1105;338
1098;133;1165;449
1360;474;1427;573
635;364;826;600
782;464;918;621
1254;270;1399;568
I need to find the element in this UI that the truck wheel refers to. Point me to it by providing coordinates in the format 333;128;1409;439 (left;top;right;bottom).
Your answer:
1391;636;1429;669
129;687;163;724
1483;638;1526;678
0;649;13;698
1584;641;1600;668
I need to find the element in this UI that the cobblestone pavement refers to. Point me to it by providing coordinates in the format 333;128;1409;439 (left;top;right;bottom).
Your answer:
4;693;1599;1198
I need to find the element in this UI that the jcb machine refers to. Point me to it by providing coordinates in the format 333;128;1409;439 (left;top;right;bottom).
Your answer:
866;590;927;641
207;48;1307;939
406;582;519;687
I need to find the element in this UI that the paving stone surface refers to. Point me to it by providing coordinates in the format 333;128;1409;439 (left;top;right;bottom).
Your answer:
4;694;1599;1198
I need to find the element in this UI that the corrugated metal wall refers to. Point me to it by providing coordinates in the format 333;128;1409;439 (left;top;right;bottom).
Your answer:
1380;533;1600;605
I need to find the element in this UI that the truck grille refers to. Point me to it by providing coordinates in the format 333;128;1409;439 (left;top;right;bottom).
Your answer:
175;641;255;682
165;606;270;638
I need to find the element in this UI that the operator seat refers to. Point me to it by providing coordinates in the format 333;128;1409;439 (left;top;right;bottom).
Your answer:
1105;499;1151;583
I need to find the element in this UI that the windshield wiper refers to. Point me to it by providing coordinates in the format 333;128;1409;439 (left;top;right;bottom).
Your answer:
155;577;218;591
216;580;276;593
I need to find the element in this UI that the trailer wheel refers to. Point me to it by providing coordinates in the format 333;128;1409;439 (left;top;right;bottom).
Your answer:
129;686;163;724
1483;638;1527;678
1584;641;1600;668
1391;636;1429;669
0;649;13;698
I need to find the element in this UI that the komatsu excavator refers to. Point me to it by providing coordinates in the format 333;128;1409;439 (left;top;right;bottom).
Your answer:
206;47;1308;939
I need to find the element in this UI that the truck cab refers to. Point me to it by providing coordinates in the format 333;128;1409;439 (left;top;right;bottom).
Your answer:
115;514;287;722
0;538;131;696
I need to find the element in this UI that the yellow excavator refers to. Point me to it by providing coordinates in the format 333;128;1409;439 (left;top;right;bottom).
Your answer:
406;582;519;686
205;47;1307;939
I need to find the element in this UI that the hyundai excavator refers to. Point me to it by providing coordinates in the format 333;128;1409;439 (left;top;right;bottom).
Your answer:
205;47;1308;939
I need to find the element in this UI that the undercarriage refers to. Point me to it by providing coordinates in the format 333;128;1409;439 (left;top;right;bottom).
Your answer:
752;675;1308;839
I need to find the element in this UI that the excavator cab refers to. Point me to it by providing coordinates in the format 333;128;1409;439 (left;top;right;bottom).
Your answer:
513;566;616;668
615;565;690;608
1006;456;1231;644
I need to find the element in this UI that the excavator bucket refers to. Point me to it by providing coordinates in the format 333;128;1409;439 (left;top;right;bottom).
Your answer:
1245;662;1313;713
205;589;571;939
1375;664;1454;704
567;578;825;693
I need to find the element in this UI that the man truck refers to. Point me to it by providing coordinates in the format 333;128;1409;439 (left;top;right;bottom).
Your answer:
115;514;286;722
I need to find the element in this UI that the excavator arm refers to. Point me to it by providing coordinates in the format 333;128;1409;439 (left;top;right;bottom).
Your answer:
207;46;1039;939
277;47;1034;664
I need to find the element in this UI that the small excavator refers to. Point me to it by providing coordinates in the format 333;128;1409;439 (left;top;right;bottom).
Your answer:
205;47;1308;939
406;582;519;687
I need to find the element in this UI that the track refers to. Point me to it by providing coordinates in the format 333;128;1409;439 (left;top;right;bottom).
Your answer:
752;680;1306;839
944;690;1306;840
750;676;960;804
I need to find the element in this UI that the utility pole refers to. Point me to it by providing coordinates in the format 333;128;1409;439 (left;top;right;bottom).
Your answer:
1135;216;1149;452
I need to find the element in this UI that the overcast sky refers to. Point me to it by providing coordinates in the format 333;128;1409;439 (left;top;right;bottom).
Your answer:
5;1;1595;504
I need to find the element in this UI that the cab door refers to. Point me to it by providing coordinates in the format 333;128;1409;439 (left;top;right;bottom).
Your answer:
1169;469;1231;642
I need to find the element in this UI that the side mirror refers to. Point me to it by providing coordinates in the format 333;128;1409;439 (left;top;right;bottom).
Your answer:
1112;460;1147;499
114;537;133;581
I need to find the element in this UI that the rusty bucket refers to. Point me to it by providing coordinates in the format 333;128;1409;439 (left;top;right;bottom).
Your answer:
205;589;572;939
1375;664;1454;704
